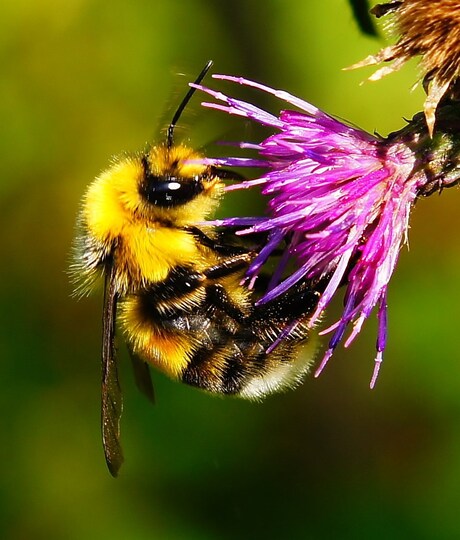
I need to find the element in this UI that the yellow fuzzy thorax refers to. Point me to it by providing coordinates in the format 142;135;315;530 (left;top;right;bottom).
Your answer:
81;144;224;289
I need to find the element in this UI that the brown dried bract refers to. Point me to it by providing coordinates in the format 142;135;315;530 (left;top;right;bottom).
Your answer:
349;0;460;136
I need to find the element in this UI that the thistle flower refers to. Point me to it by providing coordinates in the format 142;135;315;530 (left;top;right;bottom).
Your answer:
349;0;460;136
192;75;460;386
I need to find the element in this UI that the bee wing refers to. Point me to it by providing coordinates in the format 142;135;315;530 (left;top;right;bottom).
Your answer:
128;349;155;404
101;261;124;477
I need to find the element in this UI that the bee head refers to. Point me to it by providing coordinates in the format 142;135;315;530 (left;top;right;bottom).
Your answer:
136;144;224;225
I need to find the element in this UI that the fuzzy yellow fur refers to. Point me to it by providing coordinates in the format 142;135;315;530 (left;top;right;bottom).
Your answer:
80;145;223;292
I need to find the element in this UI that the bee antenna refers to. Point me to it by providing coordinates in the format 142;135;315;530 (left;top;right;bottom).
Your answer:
166;60;213;149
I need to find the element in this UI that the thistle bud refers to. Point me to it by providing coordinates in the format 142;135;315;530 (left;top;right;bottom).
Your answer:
349;0;460;136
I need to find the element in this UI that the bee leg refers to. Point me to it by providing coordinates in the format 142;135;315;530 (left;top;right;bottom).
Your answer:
203;253;254;280
201;254;257;323
205;283;248;323
254;283;320;322
209;165;246;182
127;346;155;404
184;226;249;255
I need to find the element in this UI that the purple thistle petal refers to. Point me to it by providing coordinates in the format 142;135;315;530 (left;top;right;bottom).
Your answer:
370;351;383;390
191;83;283;128
212;74;321;115
195;75;429;385
265;319;300;355
314;348;334;378
257;263;309;305
245;229;286;283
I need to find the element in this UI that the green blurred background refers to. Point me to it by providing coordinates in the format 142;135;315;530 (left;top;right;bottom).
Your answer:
2;1;460;538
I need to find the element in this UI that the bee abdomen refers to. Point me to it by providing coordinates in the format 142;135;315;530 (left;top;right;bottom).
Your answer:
122;267;320;399
180;324;317;399
180;333;264;395
194;282;320;399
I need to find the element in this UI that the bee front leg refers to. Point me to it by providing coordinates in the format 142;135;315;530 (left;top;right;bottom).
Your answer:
203;253;254;280
184;226;250;256
202;253;256;323
205;283;248;324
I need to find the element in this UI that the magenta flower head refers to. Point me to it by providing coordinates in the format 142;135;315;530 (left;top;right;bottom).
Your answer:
191;75;460;387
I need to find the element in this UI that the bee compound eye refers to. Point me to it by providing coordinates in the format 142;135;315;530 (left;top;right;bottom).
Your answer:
141;175;204;207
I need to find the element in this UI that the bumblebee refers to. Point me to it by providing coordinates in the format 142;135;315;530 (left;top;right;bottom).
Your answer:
72;62;320;476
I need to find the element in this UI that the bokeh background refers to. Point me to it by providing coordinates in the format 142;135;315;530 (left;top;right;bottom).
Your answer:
2;1;460;538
